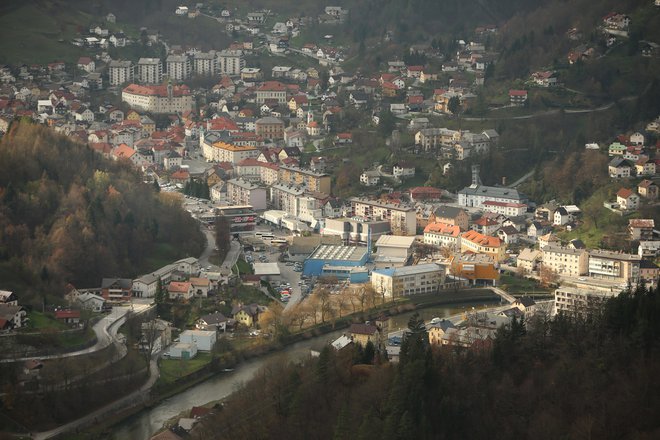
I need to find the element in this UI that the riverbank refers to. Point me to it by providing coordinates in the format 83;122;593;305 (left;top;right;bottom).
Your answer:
41;289;503;439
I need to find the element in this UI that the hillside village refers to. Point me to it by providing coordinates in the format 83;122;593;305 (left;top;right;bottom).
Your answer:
1;1;660;438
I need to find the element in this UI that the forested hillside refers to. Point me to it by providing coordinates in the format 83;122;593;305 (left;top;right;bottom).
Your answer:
0;121;205;302
191;285;660;440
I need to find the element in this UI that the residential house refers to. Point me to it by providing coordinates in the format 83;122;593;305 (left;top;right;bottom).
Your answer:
635;157;656;176
517;248;542;273
348;323;381;347
0;304;27;329
608;157;634;178
232;303;265;328
428;320;456;346
497;225;521;244
101;278;132;301
392;163;415;179
553;207;573;226
55;309;81;325
360;170;380;186
629;219;655;240
471;217;500;236
168;281;194;301
509;89;528;106
189;277;211;297
0;290;18;305
616;188;640;211
538;233;560;249
527;221;549;238
77;292;106;312
638;179;658;199
196;312;232;332
428;206;469;231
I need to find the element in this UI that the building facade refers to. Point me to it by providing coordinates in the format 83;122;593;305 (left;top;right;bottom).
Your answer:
371;263;445;298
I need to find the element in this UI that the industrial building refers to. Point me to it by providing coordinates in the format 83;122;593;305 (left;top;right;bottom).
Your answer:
374;235;416;268
303;244;370;278
322;217;391;244
371;263;445;298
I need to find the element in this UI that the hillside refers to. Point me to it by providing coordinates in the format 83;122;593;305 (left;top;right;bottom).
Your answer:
191;285;660;440
0;121;205;302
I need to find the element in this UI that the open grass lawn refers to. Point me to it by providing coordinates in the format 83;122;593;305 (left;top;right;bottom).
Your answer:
232;258;254;275
228;284;272;306
0;2;90;64
159;352;212;384
500;274;550;295
26;310;68;331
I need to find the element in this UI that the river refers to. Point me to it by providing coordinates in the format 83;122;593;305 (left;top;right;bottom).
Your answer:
108;299;499;439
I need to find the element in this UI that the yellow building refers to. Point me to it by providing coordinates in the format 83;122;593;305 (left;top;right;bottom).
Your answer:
459;230;506;262
349;323;380;347
279;165;331;195
231;303;265;328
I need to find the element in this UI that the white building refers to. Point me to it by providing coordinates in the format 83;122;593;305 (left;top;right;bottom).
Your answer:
166;54;191;81
554;286;618;316
482;201;527;217
226;178;268;210
374;235;416;267
136;58;163;84
360;170;380;186
350;198;417;236
217;50;245;76
193;51;218;76
180;329;217;351
201;139;259;164
371;263;445;299
108;60;133;86
541;245;588;277
122;83;194;114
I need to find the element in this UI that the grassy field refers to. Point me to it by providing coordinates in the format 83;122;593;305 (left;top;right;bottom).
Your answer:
159;352;212;384
232;258;254;275
499;274;550;295
142;243;180;273
0;2;89;64
26;310;68;331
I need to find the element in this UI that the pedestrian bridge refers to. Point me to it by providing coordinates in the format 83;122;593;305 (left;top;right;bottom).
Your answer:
489;286;516;304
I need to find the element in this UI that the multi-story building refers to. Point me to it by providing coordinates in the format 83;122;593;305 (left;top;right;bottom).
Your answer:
255;116;285;140
371;263;445;299
256;81;287;104
226;178;267;210
193;51;217;76
322;218;391;244
414;127;459;150
201;140;259;164
121;83;194;114
449;253;500;286
270;183;305;217
136;58;163;84
459;230;506;262
428;205;470;231
166;54;191;81
217;50;245;76
541;245;588;277
423;222;461;249
350;198;417;236
588;249;641;283
482;200;528;217
279;166;331;195
108;60;134;86
553;286;618;316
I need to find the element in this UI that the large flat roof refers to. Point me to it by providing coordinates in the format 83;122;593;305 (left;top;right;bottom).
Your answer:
253;263;281;276
376;235;416;248
309;245;368;262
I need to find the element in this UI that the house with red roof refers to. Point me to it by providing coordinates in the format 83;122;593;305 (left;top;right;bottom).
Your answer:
616;188;640;211
509;89;528;106
55;309;81;325
168;282;193;301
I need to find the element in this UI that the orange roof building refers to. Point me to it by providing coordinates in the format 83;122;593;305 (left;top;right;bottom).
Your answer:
459;230;505;262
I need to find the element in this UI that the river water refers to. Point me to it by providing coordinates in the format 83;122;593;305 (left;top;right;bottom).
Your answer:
109;300;499;439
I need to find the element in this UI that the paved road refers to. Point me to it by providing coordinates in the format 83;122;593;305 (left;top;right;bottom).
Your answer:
0;306;137;364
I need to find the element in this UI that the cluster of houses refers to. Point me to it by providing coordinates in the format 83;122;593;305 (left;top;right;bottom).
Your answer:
604;127;659;214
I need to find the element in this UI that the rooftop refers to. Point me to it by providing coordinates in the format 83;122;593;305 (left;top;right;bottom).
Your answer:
309;244;368;262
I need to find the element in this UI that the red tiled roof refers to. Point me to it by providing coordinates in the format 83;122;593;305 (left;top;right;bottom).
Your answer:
616;188;634;199
122;83;190;97
424;222;460;236
55;310;81;319
509;89;528;96
258;81;286;91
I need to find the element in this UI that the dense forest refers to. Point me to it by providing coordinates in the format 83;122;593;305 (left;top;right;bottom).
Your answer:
191;284;660;440
0;121;205;303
